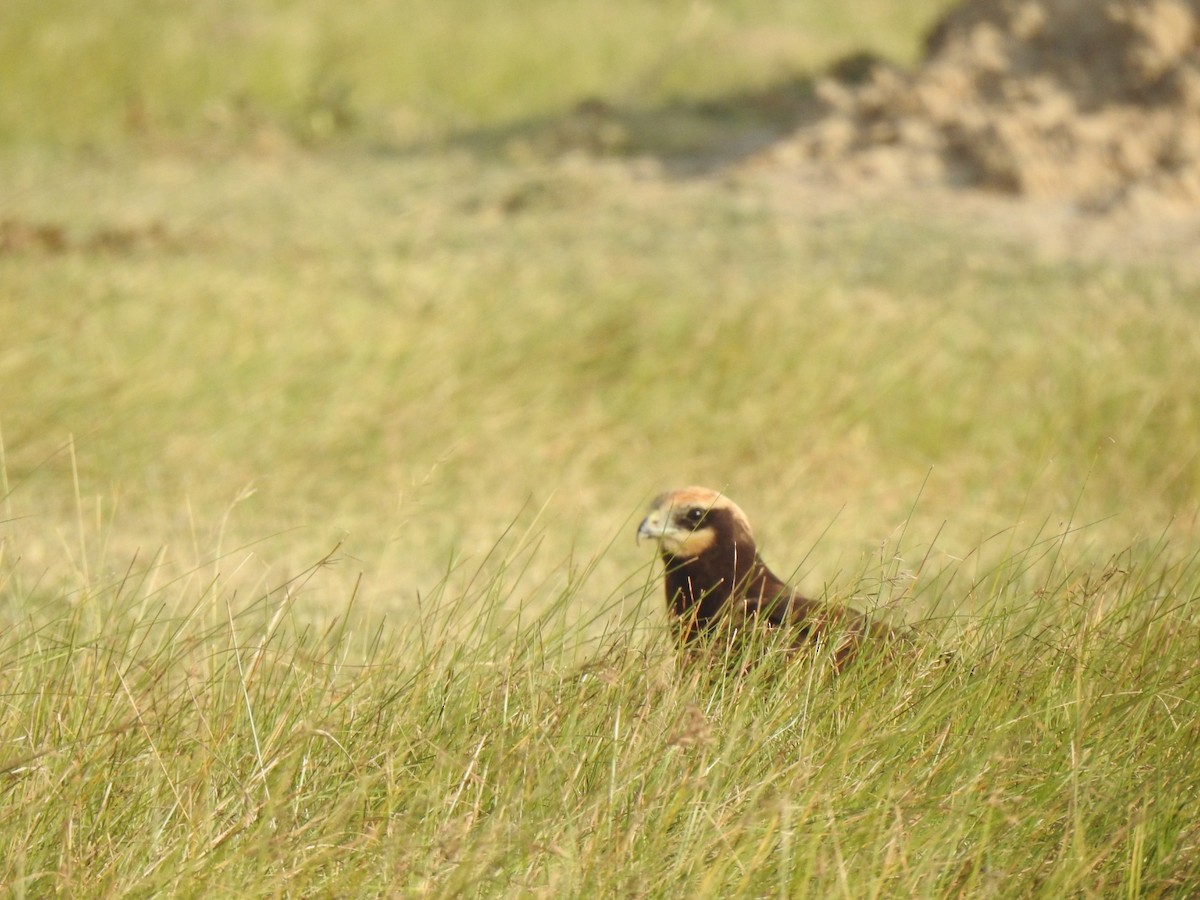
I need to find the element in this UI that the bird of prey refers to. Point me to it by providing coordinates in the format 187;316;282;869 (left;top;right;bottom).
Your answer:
637;486;897;667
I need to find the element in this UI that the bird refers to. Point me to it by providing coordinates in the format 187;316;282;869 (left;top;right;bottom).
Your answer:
637;486;898;667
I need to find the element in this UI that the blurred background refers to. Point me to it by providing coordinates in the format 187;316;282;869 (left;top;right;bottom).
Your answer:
1;0;950;147
3;0;1198;629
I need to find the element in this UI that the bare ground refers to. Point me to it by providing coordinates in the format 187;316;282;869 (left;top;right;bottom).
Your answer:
741;0;1200;269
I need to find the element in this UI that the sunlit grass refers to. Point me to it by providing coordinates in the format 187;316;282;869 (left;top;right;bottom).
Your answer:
3;0;1200;892
3;150;1198;617
0;0;955;148
2;511;1198;895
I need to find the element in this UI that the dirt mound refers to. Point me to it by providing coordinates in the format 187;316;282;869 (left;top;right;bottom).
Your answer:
765;0;1200;213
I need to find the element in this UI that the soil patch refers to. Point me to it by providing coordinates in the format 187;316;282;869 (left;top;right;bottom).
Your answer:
761;0;1200;216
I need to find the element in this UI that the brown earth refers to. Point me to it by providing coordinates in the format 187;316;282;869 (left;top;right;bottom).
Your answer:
761;0;1200;217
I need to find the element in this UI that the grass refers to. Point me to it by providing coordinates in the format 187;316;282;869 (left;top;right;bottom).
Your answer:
1;0;953;148
3;526;1199;895
3;0;1200;894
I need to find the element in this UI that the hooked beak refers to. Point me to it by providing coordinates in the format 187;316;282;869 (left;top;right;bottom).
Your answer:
636;512;667;546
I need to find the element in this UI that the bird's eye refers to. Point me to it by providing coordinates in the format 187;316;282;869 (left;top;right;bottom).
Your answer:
685;508;706;524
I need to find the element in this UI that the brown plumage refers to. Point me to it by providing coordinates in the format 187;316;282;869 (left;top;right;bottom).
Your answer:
637;486;897;667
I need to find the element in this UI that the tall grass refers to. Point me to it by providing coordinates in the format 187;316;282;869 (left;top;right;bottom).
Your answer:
0;0;953;148
3;0;1200;893
3;152;1197;615
3;512;1198;895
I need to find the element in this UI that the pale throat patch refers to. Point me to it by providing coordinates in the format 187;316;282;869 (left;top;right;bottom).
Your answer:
641;486;755;558
661;525;716;558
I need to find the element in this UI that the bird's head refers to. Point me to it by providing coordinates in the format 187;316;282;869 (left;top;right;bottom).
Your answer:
636;487;755;561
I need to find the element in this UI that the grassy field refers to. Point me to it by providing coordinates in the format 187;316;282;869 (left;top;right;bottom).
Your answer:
3;0;1200;895
1;0;951;147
